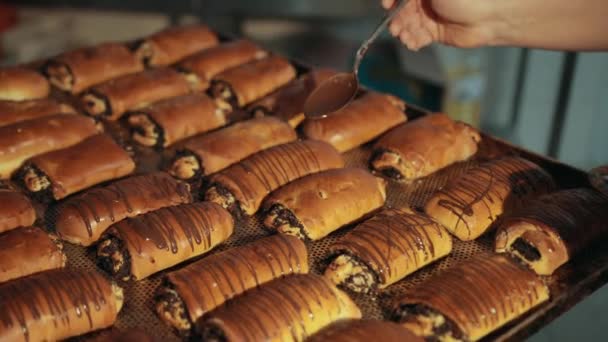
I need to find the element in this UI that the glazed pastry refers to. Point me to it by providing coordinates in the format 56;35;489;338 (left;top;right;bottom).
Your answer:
97;202;233;281
80;68;202;120
204;139;344;216
126;93;231;148
263;167;387;241
0;190;36;234
133;24;219;67
0;269;123;342
0;114;99;179
42;42;143;94
0;66;49;101
155;234;308;333
496;188;608;275
247;68;337;127
209;55;297;109
0;98;76;127
308;319;423;342
371;114;481;181
391;253;549;341
0;226;66;283
325;207;452;293
55;172;192;246
178;39;267;84
195;274;361;342
425;157;556;241
169;116;297;181
301;92;406;152
15;134;135;201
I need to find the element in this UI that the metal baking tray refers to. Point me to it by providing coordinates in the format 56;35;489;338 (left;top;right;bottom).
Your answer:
31;32;603;342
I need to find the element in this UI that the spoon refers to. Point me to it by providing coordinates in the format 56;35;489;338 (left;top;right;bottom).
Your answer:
303;0;408;119
589;165;608;196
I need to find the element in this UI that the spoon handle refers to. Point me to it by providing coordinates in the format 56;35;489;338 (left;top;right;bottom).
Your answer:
354;0;408;77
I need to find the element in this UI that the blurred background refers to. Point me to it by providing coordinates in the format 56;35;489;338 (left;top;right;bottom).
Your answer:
0;1;606;339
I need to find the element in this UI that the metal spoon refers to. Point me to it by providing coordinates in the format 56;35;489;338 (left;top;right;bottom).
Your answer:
303;0;408;119
589;165;608;196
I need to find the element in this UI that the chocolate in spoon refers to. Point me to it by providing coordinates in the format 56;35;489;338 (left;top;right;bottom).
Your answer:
304;0;408;119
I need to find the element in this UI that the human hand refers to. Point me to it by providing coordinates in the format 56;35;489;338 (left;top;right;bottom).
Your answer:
381;0;501;50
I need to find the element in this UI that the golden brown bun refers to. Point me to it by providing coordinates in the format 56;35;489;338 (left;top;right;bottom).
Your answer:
175;116;297;177
0;226;66;283
178;39;267;82
55;172;192;246
391;253;549;341
372;114;480;181
247;68;338;127
128;93;227;147
211;55;297;107
206;139;344;216
81;68;197;120
0;190;36;234
308;319;424;342
0;114;99;179
496;188;608;275
326;207;452;290
424;157;556;241
135;24;219;67
160;234;308;327
263;167;387;240
196;274;361;342
105;202;233;280
0;98;76;128
43;42;143;94
0;269;123;342
0;66;49;101
22;134;135;200
301;92;406;152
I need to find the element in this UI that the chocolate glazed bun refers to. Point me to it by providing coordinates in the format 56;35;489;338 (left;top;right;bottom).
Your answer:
496;188;608;275
170;116;297;181
308;319;424;342
209;55;297;109
97;202;234;281
325;207;452;294
42;42;143;94
0;66;49;101
0;269;124;342
126;93;231;148
80;68;202;121
390;253;549;341
55;172;192;246
0;226;66;283
247;68;337;127
204;139;344;217
424;157;556;241
0;98;76;128
195;274;361;342
0;190;36;234
0;114;99;179
132;24;219;67
178;39;268;83
262;167;387;241
301;92;407;152
16;134;135;201
371;113;481;182
155;234;308;333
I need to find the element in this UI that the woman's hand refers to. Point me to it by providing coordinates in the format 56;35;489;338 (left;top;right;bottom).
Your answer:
382;0;608;51
382;0;500;50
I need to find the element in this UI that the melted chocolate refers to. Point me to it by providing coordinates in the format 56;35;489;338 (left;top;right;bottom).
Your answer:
434;157;555;239
512;238;542;262
198;274;344;341
165;235;306;319
0;269;112;342
333;208;445;284
59;172;191;238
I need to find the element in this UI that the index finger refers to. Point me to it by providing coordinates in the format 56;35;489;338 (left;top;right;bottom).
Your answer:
382;0;395;9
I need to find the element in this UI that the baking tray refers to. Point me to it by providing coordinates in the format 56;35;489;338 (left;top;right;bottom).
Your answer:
29;33;602;342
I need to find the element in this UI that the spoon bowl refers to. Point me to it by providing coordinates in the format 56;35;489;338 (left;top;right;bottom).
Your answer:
302;73;358;119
